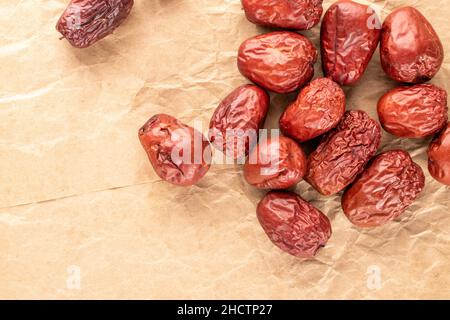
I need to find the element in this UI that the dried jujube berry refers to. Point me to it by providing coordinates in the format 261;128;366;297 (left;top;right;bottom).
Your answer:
241;0;323;30
209;84;269;159
342;150;425;228
320;0;381;86
244;136;307;189
138;114;211;187
257;191;332;258
280;77;346;142
306;110;381;196
237;31;318;93
428;123;450;186
377;84;448;138
56;0;134;48
380;7;444;83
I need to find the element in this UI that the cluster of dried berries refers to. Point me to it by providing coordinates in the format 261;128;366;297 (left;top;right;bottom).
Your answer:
55;1;448;259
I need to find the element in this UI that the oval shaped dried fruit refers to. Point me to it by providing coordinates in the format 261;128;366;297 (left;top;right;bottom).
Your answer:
209;85;269;159
380;7;444;83
342;150;425;228
241;0;323;30
138;114;211;186
257;191;332;258
306;110;381;196
377;84;448;138
280;77;346;142
244;136;307;189
238;31;318;93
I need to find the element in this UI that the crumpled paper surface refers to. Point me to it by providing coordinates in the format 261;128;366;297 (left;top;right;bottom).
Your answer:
0;0;449;299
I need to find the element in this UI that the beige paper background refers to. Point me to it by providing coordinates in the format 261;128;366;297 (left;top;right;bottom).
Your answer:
0;0;449;299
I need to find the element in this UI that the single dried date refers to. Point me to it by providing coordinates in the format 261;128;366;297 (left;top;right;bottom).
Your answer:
280;77;346;143
241;0;323;30
377;84;448;138
428;122;450;186
244;136;307;189
257;191;332;258
320;0;381;86
238;31;318;93
380;7;444;83
56;0;134;48
209;85;269;159
306;110;381;196
139;114;211;187
342;150;425;228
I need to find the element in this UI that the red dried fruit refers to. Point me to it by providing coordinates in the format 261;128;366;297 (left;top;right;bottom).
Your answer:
280;77;346;142
138;114;211;187
241;0;323;30
257;191;332;258
306;110;381;195
209;85;269;159
56;0;134;48
244;136;307;189
320;0;381;86
377;84;448;138
428;122;450;186
380;7;444;83
342;150;425;228
237;31;318;93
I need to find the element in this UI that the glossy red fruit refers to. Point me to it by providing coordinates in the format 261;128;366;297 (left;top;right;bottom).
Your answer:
138;114;211;186
209;85;269;159
241;0;323;30
244;136;307;189
380;7;444;83
280;78;346;142
428;123;450;186
56;0;134;48
306;110;381;196
237;32;318;93
342;150;425;228
377;84;448;138
320;0;381;86
257;191;332;258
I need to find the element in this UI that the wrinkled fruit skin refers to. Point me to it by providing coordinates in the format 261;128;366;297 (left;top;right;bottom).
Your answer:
257;191;332;258
244;136;307;189
380;7;444;83
342;150;425;228
209;85;269;159
56;0;134;48
320;0;381;86
280;78;346;142
306;110;381;196
241;0;323;30
377;84;448;138
428;123;450;186
138;114;211;187
238;32;318;93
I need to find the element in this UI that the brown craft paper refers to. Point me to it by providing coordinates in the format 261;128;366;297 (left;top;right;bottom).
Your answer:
0;0;449;299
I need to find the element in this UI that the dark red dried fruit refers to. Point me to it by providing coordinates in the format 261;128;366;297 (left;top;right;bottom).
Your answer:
244;136;307;189
428;122;450;186
241;0;323;30
56;0;134;48
342;150;425;228
237;31;318;94
280;77;346;142
209;85;269;159
380;7;444;83
320;0;381;86
138;114;211;187
257;191;332;258
377;84;448;138
306;110;381;196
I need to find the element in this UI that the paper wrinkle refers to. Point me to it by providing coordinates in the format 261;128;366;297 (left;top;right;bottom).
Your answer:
0;0;449;299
